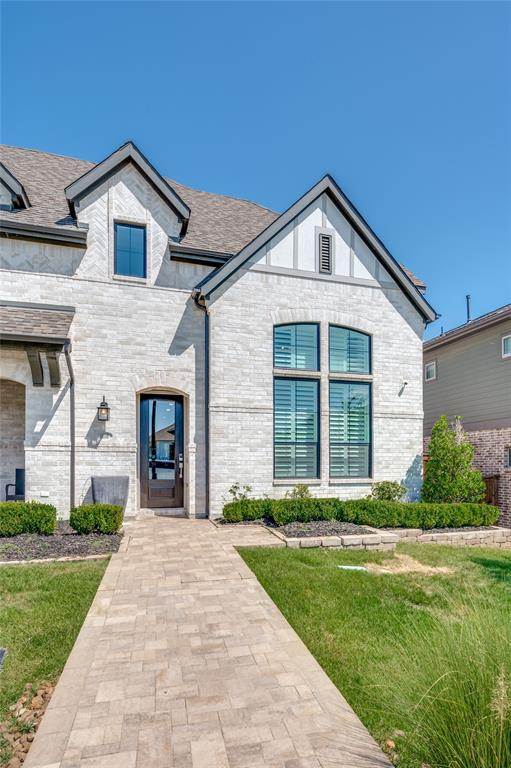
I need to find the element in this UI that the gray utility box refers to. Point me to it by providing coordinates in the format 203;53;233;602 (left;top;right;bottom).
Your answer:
91;476;129;510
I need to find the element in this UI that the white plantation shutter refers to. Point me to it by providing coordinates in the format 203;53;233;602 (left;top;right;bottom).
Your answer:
329;326;370;373
274;378;319;478
329;381;370;477
318;233;332;274
273;324;319;370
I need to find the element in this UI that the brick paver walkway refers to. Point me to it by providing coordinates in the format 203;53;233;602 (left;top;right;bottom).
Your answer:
25;517;390;768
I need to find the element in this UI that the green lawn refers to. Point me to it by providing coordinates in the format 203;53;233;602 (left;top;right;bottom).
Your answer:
0;559;108;718
240;543;511;768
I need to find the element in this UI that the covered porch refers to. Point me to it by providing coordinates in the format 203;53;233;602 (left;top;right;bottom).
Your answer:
0;300;75;507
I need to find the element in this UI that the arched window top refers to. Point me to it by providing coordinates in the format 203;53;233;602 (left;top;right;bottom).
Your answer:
274;323;319;371
329;325;371;374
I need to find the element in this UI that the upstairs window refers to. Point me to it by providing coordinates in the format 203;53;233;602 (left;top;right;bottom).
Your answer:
274;323;319;370
114;222;146;278
502;335;511;359
425;361;437;381
329;326;371;374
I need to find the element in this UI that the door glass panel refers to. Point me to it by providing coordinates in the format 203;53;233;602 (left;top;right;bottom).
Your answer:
147;398;176;481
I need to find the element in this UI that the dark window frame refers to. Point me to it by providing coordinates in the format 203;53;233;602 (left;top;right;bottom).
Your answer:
329;379;372;478
328;324;372;375
273;322;320;372
273;376;321;480
114;221;147;279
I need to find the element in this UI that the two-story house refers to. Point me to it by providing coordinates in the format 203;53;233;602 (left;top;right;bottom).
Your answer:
423;304;511;525
0;141;437;518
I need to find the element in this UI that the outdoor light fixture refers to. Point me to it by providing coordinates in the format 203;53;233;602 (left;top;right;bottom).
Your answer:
97;396;110;422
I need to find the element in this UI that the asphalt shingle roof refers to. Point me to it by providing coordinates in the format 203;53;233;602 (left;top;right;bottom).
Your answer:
0;144;425;287
0;303;74;339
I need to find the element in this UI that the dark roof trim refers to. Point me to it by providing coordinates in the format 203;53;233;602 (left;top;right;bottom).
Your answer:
0;219;88;247
424;304;511;352
0;299;75;312
0;162;31;209
193;174;438;323
170;243;231;267
0;333;69;347
65;141;191;236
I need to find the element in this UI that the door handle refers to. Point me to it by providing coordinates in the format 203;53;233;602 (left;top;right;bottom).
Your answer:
178;453;184;479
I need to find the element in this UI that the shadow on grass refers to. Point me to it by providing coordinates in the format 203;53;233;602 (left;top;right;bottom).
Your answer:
470;556;511;586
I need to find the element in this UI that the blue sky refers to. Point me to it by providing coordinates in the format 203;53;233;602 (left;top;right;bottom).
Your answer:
1;1;510;337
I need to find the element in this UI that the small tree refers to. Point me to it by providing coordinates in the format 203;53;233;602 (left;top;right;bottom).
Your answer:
421;415;485;503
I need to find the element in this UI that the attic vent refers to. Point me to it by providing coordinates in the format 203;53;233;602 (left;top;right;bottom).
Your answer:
318;232;333;274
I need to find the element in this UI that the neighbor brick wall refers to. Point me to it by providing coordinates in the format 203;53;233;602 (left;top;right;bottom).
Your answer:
424;427;511;526
469;427;511;526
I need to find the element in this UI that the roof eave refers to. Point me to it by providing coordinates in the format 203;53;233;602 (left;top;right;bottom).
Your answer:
424;308;511;351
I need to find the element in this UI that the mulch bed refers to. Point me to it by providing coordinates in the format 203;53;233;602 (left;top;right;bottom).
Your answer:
0;522;122;563
276;520;374;538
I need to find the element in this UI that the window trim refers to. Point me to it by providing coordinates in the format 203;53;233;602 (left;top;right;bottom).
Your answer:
273;322;320;372
114;221;147;279
502;334;511;359
328;379;372;479
273;376;320;480
424;360;437;381
328;324;372;375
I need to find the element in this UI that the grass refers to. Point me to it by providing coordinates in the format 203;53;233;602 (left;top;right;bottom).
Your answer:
239;543;511;768
0;559;108;718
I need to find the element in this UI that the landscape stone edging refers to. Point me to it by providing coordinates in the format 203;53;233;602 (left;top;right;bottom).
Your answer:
389;525;511;547
266;526;398;551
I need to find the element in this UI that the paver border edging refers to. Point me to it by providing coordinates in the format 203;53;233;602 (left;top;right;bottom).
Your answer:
389;525;511;547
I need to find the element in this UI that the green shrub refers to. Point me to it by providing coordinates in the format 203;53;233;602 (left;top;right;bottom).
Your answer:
284;484;312;500
222;499;271;523
221;496;499;529
0;501;57;536
422;415;486;503
369;480;406;502
69;504;123;534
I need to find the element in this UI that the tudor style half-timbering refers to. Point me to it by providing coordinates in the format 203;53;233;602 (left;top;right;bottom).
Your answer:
0;141;436;518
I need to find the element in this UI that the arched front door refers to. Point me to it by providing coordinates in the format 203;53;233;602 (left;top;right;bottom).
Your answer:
139;394;184;508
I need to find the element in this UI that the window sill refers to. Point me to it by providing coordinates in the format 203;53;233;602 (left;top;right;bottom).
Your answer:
328;373;372;381
112;274;148;285
273;479;322;486
273;368;320;378
329;478;372;485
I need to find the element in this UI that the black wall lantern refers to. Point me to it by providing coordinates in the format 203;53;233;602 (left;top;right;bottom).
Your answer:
97;396;110;422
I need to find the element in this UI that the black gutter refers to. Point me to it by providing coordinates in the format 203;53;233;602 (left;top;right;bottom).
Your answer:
64;342;75;510
0;219;88;247
169;244;231;268
193;297;210;517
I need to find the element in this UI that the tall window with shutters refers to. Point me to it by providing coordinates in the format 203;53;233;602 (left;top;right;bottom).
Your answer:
274;378;319;478
329;325;372;477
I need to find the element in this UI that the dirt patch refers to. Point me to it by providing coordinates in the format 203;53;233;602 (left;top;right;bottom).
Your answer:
0;522;122;563
0;681;55;767
366;554;453;576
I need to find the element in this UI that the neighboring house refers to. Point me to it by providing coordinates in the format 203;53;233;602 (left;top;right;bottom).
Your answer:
0;141;437;518
423;305;511;525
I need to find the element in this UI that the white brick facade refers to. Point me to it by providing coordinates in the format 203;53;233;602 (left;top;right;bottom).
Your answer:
0;159;428;519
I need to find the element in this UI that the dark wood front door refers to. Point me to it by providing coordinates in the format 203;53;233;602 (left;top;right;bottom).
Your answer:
140;395;184;508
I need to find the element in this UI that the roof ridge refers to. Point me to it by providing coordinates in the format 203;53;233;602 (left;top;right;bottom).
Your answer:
0;143;95;165
0;143;277;214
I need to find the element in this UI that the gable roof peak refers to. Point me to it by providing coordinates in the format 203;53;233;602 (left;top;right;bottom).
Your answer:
0;161;31;209
64;140;191;235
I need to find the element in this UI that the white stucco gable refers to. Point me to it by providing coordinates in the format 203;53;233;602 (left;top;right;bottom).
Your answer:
193;175;437;324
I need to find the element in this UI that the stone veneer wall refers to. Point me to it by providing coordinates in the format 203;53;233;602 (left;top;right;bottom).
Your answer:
0;379;25;500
